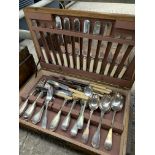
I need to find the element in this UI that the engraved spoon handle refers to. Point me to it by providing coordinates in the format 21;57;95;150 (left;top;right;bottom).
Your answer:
19;98;29;116
19;90;36;116
31;105;45;124
91;111;105;148
104;111;116;150
23;92;42;119
70;102;86;136
61;100;76;130
82;109;94;143
41;101;50;129
50;99;68;131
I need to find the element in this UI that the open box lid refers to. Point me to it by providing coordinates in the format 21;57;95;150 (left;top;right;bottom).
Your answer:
24;7;135;89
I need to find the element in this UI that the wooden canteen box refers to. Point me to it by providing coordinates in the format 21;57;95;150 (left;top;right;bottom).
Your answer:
19;7;135;155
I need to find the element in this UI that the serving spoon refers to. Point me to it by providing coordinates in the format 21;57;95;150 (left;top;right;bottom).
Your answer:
91;95;111;148
104;92;124;151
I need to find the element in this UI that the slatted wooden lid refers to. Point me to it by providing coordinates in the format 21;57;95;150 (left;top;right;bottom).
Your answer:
24;7;135;89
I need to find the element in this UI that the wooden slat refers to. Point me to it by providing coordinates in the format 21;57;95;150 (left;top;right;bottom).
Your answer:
60;17;70;66
70;18;76;68
46;33;58;64
86;20;95;71
108;43;123;75
114;45;133;78
122;56;135;80
93;21;105;72
31;26;135;45
100;42;112;74
80;19;84;69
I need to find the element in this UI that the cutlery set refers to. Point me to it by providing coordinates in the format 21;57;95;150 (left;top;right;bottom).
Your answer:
19;77;124;150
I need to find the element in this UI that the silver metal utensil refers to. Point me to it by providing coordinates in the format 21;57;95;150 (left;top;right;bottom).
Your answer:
61;99;77;131
23;91;43;119
19;89;36;116
104;93;124;151
50;99;68;131
49;90;73;131
31;84;53;127
41;85;54;129
91;95;111;149
82;94;99;143
70;86;93;136
19;79;46;116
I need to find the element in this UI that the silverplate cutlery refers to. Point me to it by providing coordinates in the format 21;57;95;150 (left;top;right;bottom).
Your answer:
31;83;53;127
19;89;36;116
41;85;54;129
23;91;43;119
91;95;111;149
104;93;124;150
49;90;73;131
61;99;77;131
82;94;99;143
19;79;46;116
70;86;93;136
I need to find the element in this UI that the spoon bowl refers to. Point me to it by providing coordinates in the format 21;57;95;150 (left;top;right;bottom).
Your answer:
99;95;111;112
111;93;124;112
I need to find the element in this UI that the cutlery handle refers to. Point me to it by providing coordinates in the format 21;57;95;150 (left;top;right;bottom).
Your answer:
91;111;104;148
104;128;113;151
41;102;49;129
72;93;89;100
92;87;111;94
31;105;44;124
23;92;42;119
104;111;116;150
61;100;76;130
50;99;67;131
77;102;86;129
69;88;86;96
82;110;93;143
19;98;29;116
70;102;86;136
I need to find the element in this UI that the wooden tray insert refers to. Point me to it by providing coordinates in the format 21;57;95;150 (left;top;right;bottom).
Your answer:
20;74;128;155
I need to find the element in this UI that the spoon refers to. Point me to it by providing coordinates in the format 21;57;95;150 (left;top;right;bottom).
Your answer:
19;89;36;116
19;79;46;116
82;94;99;143
49;90;72;131
104;92;124;151
23;91;43;119
70;86;93;136
31;84;53;127
61;86;82;131
91;95;111;148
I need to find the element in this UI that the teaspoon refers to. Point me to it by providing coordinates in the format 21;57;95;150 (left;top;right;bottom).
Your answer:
104;92;124;151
